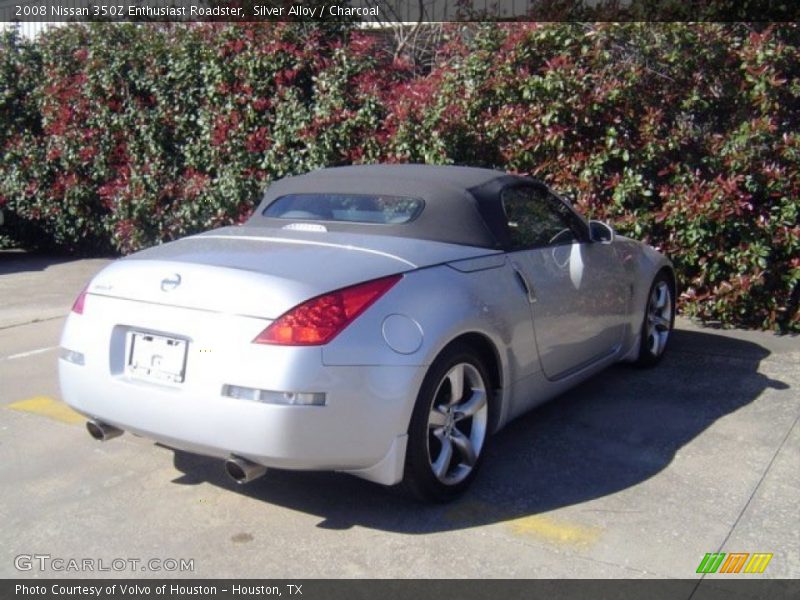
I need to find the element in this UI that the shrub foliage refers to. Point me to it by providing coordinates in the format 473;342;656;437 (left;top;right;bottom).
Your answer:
0;23;797;332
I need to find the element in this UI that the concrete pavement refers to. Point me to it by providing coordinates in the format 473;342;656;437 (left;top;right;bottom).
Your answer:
0;251;112;329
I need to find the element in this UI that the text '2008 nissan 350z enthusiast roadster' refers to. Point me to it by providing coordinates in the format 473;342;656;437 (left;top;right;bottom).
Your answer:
59;165;675;502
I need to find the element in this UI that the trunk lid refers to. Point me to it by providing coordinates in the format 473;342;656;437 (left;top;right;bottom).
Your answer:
88;226;497;319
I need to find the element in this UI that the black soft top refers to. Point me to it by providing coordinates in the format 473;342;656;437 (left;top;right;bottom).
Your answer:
249;164;538;249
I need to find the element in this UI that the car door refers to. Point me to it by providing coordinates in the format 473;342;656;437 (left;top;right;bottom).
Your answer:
502;185;627;380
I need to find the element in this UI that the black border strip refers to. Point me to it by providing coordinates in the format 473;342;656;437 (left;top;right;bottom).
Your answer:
4;579;800;600
1;0;799;24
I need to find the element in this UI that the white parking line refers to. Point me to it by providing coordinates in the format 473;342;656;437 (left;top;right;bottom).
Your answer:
2;346;58;361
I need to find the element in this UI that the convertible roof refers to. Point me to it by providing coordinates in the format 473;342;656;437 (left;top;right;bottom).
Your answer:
249;164;534;249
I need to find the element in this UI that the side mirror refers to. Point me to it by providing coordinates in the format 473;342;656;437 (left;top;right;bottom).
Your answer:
589;220;615;244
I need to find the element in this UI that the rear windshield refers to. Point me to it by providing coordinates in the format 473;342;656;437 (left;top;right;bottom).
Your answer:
262;194;424;225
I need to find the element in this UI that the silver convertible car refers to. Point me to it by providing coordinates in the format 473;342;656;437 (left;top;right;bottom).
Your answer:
59;165;675;502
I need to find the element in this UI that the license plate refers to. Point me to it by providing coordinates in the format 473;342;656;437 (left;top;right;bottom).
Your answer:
126;331;188;384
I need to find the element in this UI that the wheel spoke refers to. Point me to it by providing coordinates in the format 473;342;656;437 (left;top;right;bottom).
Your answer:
450;429;477;466
428;408;448;429
432;436;454;479
454;389;486;421
656;284;668;309
446;364;465;405
653;315;670;330
650;331;662;356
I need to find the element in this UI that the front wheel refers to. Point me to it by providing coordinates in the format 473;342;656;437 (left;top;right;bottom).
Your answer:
635;272;675;367
402;344;492;502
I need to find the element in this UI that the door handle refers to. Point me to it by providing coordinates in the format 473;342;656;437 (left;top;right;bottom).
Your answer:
511;262;536;304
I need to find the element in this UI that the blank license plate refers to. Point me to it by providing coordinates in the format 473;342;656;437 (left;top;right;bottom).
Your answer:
127;332;188;384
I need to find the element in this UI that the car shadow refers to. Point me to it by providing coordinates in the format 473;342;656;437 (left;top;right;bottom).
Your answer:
169;328;787;532
0;251;83;275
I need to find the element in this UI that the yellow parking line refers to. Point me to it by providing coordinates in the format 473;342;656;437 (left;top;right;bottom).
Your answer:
507;514;601;547
446;500;602;547
7;396;84;425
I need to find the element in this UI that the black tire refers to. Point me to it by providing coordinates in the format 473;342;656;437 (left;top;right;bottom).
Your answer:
635;271;675;367
402;343;492;503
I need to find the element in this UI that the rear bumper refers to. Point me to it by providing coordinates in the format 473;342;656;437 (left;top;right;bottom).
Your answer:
58;295;424;485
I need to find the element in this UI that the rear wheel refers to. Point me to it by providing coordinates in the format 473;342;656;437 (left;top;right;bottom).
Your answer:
402;344;491;502
636;272;675;366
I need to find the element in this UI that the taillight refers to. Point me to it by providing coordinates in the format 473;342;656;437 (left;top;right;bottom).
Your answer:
254;274;402;346
71;286;89;315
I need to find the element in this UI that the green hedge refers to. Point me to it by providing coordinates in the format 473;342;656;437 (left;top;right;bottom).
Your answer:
0;23;388;254
0;23;797;332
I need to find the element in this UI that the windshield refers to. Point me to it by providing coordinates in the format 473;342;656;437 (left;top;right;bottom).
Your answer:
262;194;424;225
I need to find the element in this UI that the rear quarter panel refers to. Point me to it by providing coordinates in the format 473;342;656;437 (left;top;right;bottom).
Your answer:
321;260;541;430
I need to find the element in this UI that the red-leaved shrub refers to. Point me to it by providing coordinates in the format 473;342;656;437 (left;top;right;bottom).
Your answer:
0;23;797;331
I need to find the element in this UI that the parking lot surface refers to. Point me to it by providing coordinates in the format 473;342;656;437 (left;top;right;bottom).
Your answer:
1;252;798;582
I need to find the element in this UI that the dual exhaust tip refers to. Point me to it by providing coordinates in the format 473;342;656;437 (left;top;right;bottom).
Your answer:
85;420;267;484
224;457;267;484
86;419;123;442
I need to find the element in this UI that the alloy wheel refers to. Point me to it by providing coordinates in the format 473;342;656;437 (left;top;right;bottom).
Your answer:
646;280;672;357
426;362;489;486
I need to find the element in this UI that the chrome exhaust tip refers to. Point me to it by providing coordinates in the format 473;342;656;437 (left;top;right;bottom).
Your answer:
86;420;124;442
225;456;267;484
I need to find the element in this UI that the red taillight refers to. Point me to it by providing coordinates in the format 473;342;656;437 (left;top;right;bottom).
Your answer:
71;286;89;315
254;274;402;346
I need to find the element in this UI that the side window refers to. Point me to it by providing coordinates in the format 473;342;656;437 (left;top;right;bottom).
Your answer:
501;186;582;250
